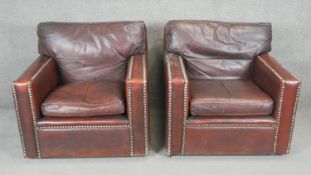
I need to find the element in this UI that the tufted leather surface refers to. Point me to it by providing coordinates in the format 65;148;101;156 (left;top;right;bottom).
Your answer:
165;20;272;80
38;21;146;83
41;80;125;117
190;80;274;116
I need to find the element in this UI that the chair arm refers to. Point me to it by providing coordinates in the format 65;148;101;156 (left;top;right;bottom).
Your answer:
125;53;149;156
12;55;58;158
164;53;189;155
253;53;301;154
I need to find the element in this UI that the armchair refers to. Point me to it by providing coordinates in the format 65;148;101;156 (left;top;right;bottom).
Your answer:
12;21;149;158
164;20;301;155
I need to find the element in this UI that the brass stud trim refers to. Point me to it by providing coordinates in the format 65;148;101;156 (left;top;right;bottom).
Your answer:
37;125;130;129
179;56;188;155
166;58;173;156
258;56;285;154
127;56;135;156
11;84;26;157
286;82;301;153
27;82;41;158
142;54;149;155
186;124;276;128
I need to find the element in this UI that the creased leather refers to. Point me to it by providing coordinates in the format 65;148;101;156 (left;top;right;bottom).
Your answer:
164;20;300;156
12;21;149;158
190;80;274;116
38;21;146;83
41;80;125;117
165;20;272;79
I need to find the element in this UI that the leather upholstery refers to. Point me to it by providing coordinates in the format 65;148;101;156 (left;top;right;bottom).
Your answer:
184;126;275;155
164;20;300;156
164;53;189;155
12;21;149;158
125;53;150;156
41;80;125;117
190;80;274;116
37;115;129;127
165;20;272;80
12;56;58;158
253;54;301;154
38;21;146;83
187;115;275;125
38;127;130;157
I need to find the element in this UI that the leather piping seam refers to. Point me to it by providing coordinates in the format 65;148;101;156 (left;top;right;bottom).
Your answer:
166;57;173;156
11;84;26;157
286;82;301;153
127;56;134;156
37;125;130;129
142;54;149;155
179;56;188;155
27;58;52;158
258;55;285;154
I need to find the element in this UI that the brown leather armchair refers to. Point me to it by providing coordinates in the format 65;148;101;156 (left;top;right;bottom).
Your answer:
164;20;301;156
12;21;149;158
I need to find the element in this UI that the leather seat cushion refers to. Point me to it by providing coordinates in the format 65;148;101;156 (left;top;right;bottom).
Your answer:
41;80;125;117
190;80;274;116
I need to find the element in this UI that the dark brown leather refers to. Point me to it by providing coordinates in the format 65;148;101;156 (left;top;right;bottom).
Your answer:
38;127;130;157
165;20;272;80
38;21;146;83
164;20;300;156
190;80;274;116
187;115;275;125
41;80;125;117
12;55;58;158
184;127;275;155
12;21;149;158
125;53;150;156
253;54;301;154
164;53;189;155
37;115;129;127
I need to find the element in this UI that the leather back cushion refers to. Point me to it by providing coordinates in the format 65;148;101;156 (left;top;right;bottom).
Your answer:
165;20;272;80
38;21;146;83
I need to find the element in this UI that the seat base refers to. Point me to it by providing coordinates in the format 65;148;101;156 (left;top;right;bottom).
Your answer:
36;115;136;158
175;115;278;155
183;126;276;155
38;126;132;158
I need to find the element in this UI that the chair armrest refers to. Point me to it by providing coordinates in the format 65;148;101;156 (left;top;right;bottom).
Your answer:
12;55;58;158
125;53;149;156
164;53;189;155
253;53;301;154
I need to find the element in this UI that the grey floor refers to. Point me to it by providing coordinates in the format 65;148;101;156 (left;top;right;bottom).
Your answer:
1;105;310;175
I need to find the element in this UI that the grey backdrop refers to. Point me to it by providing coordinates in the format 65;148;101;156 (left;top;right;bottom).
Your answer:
1;0;311;175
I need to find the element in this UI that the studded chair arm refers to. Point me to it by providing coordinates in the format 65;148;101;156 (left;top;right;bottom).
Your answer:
253;53;301;154
12;55;58;158
164;53;189;156
125;53;149;156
